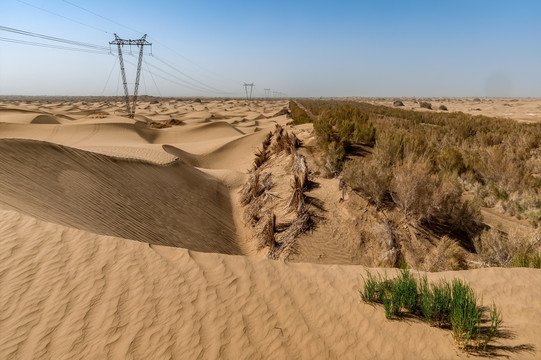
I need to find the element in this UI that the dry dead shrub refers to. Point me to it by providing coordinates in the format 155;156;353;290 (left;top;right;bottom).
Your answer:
253;147;269;169
391;157;435;223
343;157;392;205
428;175;462;220
424;236;467;271
391;157;475;230
479;145;525;192
473;228;515;267
420;101;432;110
262;131;272;149
239;170;272;205
292;153;308;189
287;175;305;214
373;221;400;267
256;211;276;250
270;212;311;259
271;125;287;154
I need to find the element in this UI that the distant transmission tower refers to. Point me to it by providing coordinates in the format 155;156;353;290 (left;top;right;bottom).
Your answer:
243;83;255;100
110;34;152;118
264;88;270;98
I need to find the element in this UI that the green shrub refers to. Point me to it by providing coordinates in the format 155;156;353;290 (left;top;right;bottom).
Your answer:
450;279;481;348
419;277;452;326
360;272;380;303
288;101;312;125
360;272;502;351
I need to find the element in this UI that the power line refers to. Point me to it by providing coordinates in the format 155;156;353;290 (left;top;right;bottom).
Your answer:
15;0;109;34
101;57;118;95
0;25;109;51
144;59;162;97
62;0;141;36
58;0;238;87
0;36;109;54
151;54;223;93
124;58;212;94
143;57;221;93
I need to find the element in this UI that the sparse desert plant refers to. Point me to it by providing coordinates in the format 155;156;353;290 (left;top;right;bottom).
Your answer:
439;105;448;111
450;279;481;349
287;175;305;214
360;271;381;303
292;153;308;189
391;157;434;223
420;101;432;110
271;212;311;259
262;131;272;149
324;140;346;173
473;228;514;267
343;157;392;205
424;236;467;271
253;147;269;169
239;170;272;205
393;100;404;107
419;277;452;326
361;272;502;351
256;211;276;250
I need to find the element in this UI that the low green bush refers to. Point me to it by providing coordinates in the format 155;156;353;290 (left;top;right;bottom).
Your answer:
360;270;502;351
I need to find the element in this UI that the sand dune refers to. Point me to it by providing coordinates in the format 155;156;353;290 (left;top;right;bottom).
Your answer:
0;139;238;253
1;210;539;359
1;98;541;359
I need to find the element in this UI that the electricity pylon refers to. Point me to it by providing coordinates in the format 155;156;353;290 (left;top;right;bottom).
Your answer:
264;88;270;98
110;34;152;118
243;83;254;100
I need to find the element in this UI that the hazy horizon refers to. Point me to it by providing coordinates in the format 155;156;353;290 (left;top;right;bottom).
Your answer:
1;0;540;98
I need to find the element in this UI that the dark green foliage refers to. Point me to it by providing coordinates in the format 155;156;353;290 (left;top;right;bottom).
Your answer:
419;277;452;326
395;269;418;312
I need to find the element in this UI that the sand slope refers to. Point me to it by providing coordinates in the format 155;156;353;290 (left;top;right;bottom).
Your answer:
0;139;238;254
1;210;539;359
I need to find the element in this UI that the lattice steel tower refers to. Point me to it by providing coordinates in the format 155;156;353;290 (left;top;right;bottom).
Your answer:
110;34;152;118
243;83;254;100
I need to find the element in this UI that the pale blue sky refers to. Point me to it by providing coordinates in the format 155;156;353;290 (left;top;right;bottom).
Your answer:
0;0;540;97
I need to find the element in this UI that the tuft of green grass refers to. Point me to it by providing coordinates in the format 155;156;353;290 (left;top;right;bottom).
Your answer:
360;272;502;352
450;279;481;349
360;272;380;303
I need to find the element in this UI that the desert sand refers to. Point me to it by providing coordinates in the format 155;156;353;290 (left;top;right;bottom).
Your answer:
1;97;540;359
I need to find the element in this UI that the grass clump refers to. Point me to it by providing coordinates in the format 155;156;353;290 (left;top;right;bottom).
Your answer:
360;270;502;351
